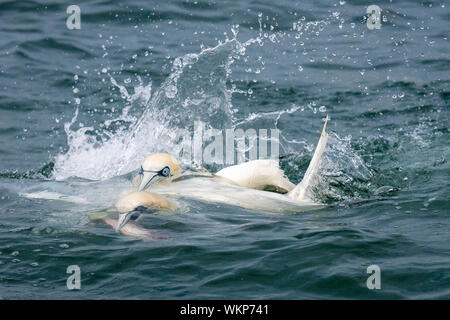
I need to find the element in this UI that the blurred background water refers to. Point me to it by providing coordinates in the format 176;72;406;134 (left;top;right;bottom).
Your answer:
0;0;448;299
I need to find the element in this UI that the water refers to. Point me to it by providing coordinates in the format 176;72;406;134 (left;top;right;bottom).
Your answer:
0;0;449;299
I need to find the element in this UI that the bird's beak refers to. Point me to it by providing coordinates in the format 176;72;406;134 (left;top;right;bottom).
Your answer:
137;172;158;191
115;211;133;232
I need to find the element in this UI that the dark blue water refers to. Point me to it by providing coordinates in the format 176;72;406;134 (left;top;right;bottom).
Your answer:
0;0;449;299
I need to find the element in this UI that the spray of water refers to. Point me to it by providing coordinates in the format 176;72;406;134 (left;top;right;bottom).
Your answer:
53;37;244;180
52;14;381;204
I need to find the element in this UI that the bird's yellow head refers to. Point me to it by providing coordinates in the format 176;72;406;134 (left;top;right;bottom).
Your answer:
134;153;182;191
115;191;174;232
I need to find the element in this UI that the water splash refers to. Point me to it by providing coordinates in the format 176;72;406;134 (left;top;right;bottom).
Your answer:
53;33;247;181
52;13;371;206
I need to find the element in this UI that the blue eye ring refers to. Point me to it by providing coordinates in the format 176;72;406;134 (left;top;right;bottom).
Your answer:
139;166;171;177
160;166;170;177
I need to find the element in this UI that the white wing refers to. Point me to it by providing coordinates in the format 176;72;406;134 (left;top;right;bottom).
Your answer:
288;115;329;202
214;159;295;193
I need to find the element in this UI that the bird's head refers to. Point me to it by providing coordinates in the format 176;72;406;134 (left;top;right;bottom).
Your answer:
115;191;173;232
134;153;182;191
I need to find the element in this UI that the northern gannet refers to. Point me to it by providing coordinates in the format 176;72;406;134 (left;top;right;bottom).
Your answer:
116;116;329;231
87;191;175;239
114;191;175;232
22;116;329;238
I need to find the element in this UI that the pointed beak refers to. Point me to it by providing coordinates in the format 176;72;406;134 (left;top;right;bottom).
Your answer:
137;172;158;191
115;211;133;232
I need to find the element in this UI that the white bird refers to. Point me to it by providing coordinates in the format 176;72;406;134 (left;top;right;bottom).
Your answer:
117;116;329;232
22;116;329;238
104;191;175;238
80;191;176;239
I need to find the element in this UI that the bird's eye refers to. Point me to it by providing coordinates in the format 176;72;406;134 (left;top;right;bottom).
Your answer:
139;166;144;175
160;166;170;177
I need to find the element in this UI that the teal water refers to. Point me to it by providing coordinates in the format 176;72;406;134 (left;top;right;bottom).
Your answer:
0;0;449;299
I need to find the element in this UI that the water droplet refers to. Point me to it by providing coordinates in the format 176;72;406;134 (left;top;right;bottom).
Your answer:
173;57;182;68
165;85;178;98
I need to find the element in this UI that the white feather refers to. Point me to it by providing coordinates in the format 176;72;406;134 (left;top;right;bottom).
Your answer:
214;159;295;193
289;115;329;202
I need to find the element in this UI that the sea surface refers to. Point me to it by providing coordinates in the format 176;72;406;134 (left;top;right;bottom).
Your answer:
0;0;449;299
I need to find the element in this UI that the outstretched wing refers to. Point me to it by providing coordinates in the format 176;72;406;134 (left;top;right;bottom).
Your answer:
288;115;329;202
